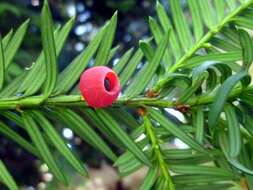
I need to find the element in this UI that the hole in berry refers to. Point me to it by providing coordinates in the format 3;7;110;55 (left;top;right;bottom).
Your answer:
104;77;112;91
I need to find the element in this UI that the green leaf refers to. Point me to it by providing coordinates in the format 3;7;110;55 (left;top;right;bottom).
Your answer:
139;38;154;61
192;61;226;78
188;0;203;41
206;69;218;91
124;31;170;97
218;130;253;175
96;109;151;166
94;11;117;66
185;51;242;68
114;137;148;168
108;45;120;61
1;111;52;145
139;165;158;190
229;158;253;175
31;111;88;176
221;26;239;45
118;156;143;177
246;175;253;190
197;0;216;28
244;115;253;136
109;108;139;129
170;165;233;177
114;137;148;176
0;121;39;156
226;0;237;10
193;108;205;144
178;72;207;103
5;19;29;69
154;177;166;190
149;16;163;44
2;29;13;49
114;152;137;167
173;175;233;185
234;16;253;30
170;0;193;51
154;124;195;136
210;37;240;51
175;183;233;190
22;111;68;184
192;61;232;85
113;48;133;74
54;23;107;94
53;108;117;162
81;108;124;146
18;17;75;96
164;149;219;165
214;0;225;21
240;91;253;107
0;72;27;98
240;144;253;189
149;109;208;154
241;7;253;19
0;111;23;127
41;0;57;97
224;104;241;158
156;1;181;59
0;36;4;90
208;70;250;127
153;73;191;93
148;17;172;68
119;48;143;86
0;160;18;190
130;126;145;142
238;29;253;70
165;156;212;165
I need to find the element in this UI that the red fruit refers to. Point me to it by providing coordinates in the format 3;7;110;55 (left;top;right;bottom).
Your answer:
79;66;121;108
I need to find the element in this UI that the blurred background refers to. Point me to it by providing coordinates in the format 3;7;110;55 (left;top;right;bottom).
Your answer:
0;0;159;189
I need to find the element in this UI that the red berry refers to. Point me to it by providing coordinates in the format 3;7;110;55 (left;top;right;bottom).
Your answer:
79;66;121;108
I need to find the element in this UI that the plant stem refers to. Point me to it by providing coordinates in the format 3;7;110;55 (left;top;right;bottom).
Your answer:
0;85;252;110
144;115;175;190
152;0;253;92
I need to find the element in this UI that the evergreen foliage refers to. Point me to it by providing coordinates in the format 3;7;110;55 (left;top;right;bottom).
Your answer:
1;0;253;189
